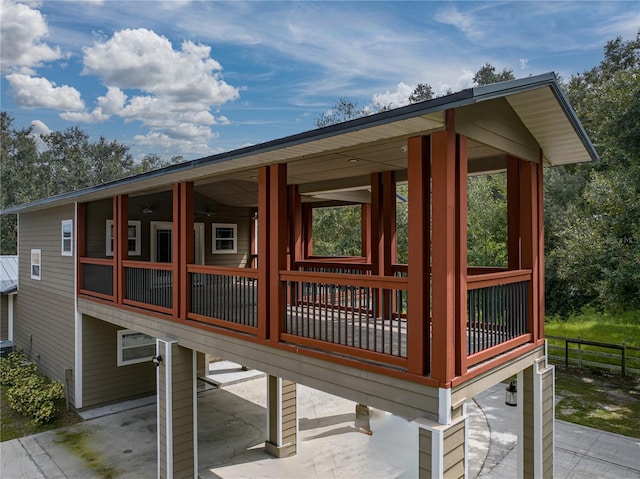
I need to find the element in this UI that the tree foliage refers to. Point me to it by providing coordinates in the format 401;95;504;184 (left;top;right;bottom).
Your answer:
473;63;515;85
0;112;177;254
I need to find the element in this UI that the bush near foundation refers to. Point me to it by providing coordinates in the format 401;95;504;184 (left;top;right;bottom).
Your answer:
0;352;65;425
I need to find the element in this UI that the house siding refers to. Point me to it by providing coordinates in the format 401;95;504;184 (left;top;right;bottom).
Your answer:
443;420;465;478
541;367;554;478
14;205;76;403
0;295;8;339
418;428;432;478
81;315;155;408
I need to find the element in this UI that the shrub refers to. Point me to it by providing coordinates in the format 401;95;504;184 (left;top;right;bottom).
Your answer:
1;351;65;425
0;351;37;386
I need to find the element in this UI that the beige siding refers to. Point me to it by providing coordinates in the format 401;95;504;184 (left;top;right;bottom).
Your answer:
14;206;76;404
419;428;432;478
443;420;465;479
541;368;554;479
82;315;155;408
157;343;195;479
523;367;535;478
0;295;8;339
79;297;441;420
281;379;297;453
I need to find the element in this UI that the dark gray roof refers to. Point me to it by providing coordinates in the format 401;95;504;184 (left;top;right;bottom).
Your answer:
0;255;18;294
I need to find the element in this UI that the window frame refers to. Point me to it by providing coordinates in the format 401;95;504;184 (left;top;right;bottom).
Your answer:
106;219;141;256
30;249;41;280
117;329;156;366
212;223;238;254
61;219;73;256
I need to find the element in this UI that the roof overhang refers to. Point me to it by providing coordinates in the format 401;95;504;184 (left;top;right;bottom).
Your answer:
2;72;597;214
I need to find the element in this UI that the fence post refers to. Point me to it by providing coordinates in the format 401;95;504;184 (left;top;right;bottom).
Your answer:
577;335;582;369
622;341;627;377
565;340;569;367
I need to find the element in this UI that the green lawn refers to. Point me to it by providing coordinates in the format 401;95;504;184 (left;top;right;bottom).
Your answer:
545;309;640;347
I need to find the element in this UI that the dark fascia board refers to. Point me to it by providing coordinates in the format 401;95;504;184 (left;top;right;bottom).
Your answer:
1;72;596;214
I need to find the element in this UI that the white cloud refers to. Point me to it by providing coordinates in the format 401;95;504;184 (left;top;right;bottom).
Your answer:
520;58;529;70
29;119;51;151
6;73;84;110
82;28;238;104
371;83;413;110
61;87;126;123
0;0;62;74
434;6;485;41
133;131;217;157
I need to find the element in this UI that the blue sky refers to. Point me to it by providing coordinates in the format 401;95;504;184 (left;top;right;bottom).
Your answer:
1;1;638;162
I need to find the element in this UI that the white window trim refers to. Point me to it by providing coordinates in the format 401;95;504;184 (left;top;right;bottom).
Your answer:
106;219;141;256
31;249;41;280
62;219;73;256
212;223;238;254
117;329;156;366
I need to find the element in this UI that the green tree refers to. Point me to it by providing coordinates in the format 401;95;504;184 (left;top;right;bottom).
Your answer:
545;31;640;314
473;63;515;85
408;83;434;103
315;98;371;128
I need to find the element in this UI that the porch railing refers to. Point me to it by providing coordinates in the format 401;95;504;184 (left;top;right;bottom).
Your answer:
123;260;173;315
466;269;532;366
280;270;408;368
79;258;114;300
187;265;258;334
295;259;371;275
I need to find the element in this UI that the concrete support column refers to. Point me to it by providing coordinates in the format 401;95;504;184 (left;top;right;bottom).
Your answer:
518;358;555;479
265;375;297;458
156;340;197;479
415;405;468;479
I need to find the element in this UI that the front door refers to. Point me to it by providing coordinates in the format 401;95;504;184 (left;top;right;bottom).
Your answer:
150;221;205;264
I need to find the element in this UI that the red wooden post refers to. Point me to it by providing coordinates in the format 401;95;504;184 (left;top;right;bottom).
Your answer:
171;184;180;318
361;203;371;262
257;166;270;339
536;154;545;340
507;156;521;270
431;110;457;385
288;185;303;271
520;159;540;342
454;134;468;376
407;135;431;376
382;170;396;276
77;202;86;296
116;195;128;305
179;182;194;320
302;204;313;258
269;164;287;342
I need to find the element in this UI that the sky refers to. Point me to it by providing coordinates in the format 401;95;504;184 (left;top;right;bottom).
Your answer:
1;1;638;162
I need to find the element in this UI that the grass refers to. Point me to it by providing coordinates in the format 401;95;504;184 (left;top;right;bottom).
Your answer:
545;309;640;372
555;365;640;438
0;386;82;442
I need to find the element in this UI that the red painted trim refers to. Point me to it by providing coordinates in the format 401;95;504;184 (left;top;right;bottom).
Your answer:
78;290;114;302
507;156;521;269
303;204;313;258
537;154;545;340
455;134;468;376
172;184;180;318
280;270;408;289
257;166;269;340
466;334;532;367
269;164;287;342
187;312;258;335
179;182;194;320
430;114;456;384
467;270;532;289
77;203;86;296
122;260;174;271
280;333;408;368
122;298;174;316
450;342;542;388
407;135;430;376
187;264;258;278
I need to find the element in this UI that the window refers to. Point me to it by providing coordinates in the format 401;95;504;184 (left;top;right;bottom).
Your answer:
31;249;41;280
106;220;141;256
117;330;156;366
61;219;73;256
212;223;237;254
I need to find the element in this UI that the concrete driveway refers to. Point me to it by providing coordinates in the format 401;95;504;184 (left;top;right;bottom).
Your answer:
2;363;639;478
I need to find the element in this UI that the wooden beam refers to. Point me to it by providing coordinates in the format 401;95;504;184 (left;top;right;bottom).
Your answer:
303;204;313;258
172;184;180;318
407;135;431;376
288;185;303;270
507;156;521;270
115;195;128;305
370;173;382;276
455;134;468;377
179;182;194;320
382;171;396;274
537;154;545;340
269;164;287;342
431;110;457;385
520;159;539;342
257;166;270;340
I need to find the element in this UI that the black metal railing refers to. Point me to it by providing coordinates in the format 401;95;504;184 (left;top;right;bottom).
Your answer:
467;280;528;355
283;275;408;359
81;262;113;297
190;271;257;327
124;266;173;310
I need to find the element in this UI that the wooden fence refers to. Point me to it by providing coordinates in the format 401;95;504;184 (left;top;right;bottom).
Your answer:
547;335;640;376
